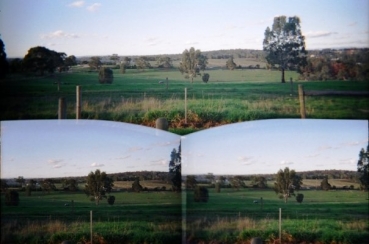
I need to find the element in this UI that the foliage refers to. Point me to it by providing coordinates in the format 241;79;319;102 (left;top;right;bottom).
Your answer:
263;16;307;83
194;186;209;202
107;195;115;205
98;67;114;84
320;176;331;191
85;169;114;205
178;47;205;83
120;63;126;74
202;73;210;83
64;55;77;67
156;56;173;69
215;182;221;193
1;179;9;192
131;178;143;192
296;193;304;203
22;46;66;75
186;175;197;189
41;179;56;194
89;56;102;70
135;56;151;71
169;143;181;192
251;176;268;188
0;38;9;78
230;176;245;190
274;167;302;202
226;57;237;70
5;190;19;206
61;178;78;191
357;143;369;190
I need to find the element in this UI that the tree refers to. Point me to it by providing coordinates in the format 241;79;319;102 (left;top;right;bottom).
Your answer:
89;56;102;70
169;143;181;192
41;179;56;194
274;167;302;203
1;179;9;192
110;54;120;63
15;176;26;187
135;56;151;71
62;178;79;191
357;143;369;190
156;56;173;69
64;55;77;67
131;178;143;192
85;169;114;205
186;175;197;189
202;73;210;83
226;57;237;70
296;193;304;203
123;57;132;68
179;47;205;83
251;176;268;188
263;16;307;83
22;46;66;75
320;176;331;191
0;38;9;78
230;176;245;190
98;67;113;84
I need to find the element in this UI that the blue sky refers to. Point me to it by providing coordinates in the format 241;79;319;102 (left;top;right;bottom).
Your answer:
1;0;368;57
1;119;367;179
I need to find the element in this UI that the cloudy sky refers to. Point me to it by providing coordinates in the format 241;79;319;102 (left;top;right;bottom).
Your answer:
1;0;368;57
1;119;367;178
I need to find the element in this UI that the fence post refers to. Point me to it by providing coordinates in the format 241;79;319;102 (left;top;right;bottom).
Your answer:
90;210;93;244
166;77;168;91
58;97;66;119
279;208;282;243
298;84;306;119
76;86;81;119
185;87;187;124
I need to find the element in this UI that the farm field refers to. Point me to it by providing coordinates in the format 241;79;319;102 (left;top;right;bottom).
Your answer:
1;185;368;244
1;68;368;134
185;188;369;244
1;189;182;244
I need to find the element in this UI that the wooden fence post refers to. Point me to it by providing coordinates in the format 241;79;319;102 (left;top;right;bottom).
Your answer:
76;86;81;119
279;208;282;243
298;84;306;119
58;97;66;119
166;77;168;91
90;210;93;244
185;87;187;124
156;118;168;131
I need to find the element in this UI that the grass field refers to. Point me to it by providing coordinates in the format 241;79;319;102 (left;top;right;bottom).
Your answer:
1;185;368;244
1;68;368;134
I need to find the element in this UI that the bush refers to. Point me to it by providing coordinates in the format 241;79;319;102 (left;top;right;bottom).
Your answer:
202;73;210;83
5;190;19;206
107;195;115;205
194;186;209;202
98;67;113;84
296;193;304;203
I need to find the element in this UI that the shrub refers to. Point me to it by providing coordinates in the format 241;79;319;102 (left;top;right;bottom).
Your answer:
5;190;19;206
194;186;209;202
202;73;210;83
107;195;115;205
132;178;143;193
296;193;304;203
98;67;113;84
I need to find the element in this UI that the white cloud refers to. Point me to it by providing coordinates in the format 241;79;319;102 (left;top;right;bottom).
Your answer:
280;160;294;165
48;159;63;165
68;1;85;7
91;162;104;167
87;3;101;12
41;30;80;39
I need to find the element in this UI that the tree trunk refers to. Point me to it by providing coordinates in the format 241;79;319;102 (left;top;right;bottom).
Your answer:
281;68;285;83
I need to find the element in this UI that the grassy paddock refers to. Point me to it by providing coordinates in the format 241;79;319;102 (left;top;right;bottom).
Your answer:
1;69;368;130
185;188;369;243
1;190;182;244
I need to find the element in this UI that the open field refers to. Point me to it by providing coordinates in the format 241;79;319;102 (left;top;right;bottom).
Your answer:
185;188;369;244
1;186;368;244
1;68;368;134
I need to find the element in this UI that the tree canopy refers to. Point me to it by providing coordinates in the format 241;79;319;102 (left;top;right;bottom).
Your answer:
0;38;9;78
263;16;307;83
169;143;181;192
357;143;369;190
179;47;207;83
226;57;237;70
85;169;114;205
22;46;66;75
274;167;302;202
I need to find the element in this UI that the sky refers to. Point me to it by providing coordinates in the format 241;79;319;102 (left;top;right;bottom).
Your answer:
0;0;368;58
1;119;367;179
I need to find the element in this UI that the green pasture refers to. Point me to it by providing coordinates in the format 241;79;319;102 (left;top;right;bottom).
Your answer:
1;68;368;133
185;188;369;243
